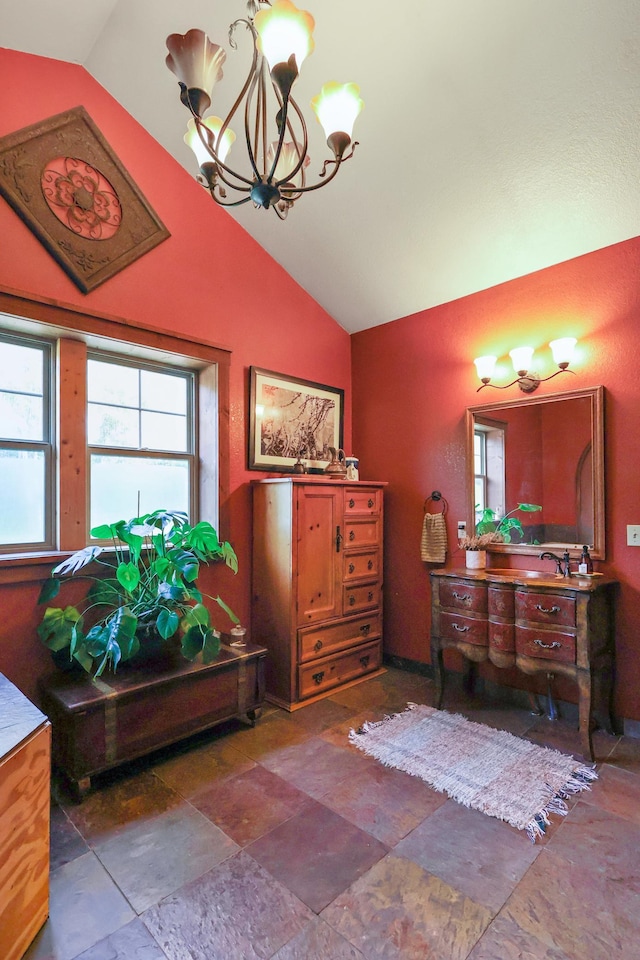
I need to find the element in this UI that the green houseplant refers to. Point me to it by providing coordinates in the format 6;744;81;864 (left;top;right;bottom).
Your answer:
37;509;239;677
474;502;542;543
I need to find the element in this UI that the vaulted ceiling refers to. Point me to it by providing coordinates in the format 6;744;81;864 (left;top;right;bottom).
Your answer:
2;0;640;332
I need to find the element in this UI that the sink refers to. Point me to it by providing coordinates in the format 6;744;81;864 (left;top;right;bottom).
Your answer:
485;568;562;581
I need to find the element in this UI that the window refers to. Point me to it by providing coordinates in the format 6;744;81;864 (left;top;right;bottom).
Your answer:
0;295;230;562
87;355;195;529
0;332;54;549
474;417;506;524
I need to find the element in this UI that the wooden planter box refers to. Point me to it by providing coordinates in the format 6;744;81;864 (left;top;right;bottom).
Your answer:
39;642;266;799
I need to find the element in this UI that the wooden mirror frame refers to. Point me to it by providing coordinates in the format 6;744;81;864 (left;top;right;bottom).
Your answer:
466;385;605;559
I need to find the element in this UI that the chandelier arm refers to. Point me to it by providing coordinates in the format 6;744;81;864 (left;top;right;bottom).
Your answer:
272;93;309;186
243;67;263;182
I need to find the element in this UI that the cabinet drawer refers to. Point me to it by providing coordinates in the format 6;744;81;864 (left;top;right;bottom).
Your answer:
441;612;487;646
344;488;382;516
440;580;487;614
343;518;380;548
488;585;514;618
516;625;576;663
299;613;382;663
344;549;380;582
343;580;381;615
298;639;382;700
515;591;575;627
489;621;515;653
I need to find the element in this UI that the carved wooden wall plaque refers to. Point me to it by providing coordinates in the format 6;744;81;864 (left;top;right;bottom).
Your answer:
0;106;170;292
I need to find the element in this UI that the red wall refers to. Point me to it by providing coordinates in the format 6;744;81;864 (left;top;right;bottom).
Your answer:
0;50;351;702
352;239;640;722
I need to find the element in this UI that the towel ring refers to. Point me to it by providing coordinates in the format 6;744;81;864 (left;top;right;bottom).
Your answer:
424;490;448;515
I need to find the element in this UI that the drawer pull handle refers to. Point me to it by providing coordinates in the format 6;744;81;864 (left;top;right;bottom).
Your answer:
360;655;370;668
349;498;355;508
368;559;373;570
533;639;562;650
314;640;323;652
535;604;560;614
367;591;374;602
349;563;355;574
349;530;356;541
453;592;471;602
368;498;374;508
360;624;371;635
348;595;356;605
452;623;470;633
312;671;325;685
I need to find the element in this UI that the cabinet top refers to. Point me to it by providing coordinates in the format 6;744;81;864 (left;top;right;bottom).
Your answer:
0;673;48;757
252;477;387;486
430;566;618;592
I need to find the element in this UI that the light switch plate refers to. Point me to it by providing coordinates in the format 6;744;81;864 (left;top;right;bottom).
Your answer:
627;525;640;546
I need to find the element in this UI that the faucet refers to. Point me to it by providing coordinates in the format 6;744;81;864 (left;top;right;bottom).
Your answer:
539;551;572;577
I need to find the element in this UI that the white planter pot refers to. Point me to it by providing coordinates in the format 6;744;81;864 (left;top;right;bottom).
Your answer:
465;550;487;569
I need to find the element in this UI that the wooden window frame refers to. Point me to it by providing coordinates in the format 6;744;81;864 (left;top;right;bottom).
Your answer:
0;287;231;583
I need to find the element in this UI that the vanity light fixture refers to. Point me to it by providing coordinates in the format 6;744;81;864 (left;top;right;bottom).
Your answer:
474;338;577;393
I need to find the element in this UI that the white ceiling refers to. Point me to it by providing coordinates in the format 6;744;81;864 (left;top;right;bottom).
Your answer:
2;0;640;333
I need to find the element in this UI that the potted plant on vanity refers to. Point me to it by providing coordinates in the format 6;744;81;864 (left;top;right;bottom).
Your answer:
37;509;239;677
459;503;542;569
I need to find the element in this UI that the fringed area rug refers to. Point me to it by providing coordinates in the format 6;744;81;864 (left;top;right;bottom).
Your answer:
349;704;597;842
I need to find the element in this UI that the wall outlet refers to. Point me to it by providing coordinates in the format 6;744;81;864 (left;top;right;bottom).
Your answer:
627;525;640;546
457;521;467;536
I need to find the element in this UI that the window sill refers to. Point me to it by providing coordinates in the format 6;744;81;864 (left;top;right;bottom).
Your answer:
0;552;70;585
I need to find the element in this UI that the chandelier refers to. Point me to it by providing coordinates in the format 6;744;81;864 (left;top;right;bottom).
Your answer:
165;0;363;219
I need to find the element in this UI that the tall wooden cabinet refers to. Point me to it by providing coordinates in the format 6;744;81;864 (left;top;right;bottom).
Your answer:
252;478;386;709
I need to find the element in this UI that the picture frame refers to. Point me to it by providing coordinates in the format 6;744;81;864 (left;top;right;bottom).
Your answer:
0;106;170;293
249;367;344;473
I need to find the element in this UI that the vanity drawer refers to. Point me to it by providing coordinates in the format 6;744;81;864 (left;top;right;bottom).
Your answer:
516;625;576;663
440;580;487;614
488;584;515;618
489;622;515;653
344;488;382;516
298;613;381;663
441;612;487;646
516;591;575;626
298;639;382;700
343;518;380;548
343;549;380;582
343;580;381;615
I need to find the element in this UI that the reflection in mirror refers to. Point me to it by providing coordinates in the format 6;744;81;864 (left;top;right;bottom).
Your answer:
466;386;605;559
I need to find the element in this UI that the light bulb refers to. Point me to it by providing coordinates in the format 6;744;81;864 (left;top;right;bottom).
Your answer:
184;117;235;166
549;337;577;367
509;346;534;375
474;356;497;381
254;0;315;72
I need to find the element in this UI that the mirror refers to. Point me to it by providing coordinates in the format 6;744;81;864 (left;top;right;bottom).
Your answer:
466;385;605;558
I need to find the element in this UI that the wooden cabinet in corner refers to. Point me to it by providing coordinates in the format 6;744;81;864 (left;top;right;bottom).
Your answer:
252;478;387;710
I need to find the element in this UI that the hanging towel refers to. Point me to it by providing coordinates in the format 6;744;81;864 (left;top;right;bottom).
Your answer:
420;511;448;563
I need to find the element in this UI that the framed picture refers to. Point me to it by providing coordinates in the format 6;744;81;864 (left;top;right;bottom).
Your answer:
249;367;344;472
0;106;169;293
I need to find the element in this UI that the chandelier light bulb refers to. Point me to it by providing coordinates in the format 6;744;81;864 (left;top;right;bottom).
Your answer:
254;0;315;73
184;117;235;166
311;82;364;141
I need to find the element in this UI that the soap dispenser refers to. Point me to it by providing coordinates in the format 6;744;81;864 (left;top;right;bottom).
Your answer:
578;545;593;575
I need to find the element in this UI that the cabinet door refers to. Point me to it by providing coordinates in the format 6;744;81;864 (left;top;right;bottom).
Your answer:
296;485;343;625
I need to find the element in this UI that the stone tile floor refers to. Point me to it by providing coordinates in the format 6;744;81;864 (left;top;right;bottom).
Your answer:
25;667;640;960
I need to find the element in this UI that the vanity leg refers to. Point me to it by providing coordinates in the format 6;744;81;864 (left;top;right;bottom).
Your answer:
431;637;445;709
577;668;595;761
528;691;544;716
545;673;558;721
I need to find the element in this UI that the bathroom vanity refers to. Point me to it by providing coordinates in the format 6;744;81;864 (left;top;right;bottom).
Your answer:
430;567;617;759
